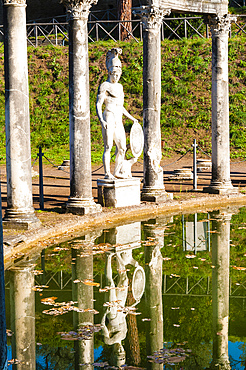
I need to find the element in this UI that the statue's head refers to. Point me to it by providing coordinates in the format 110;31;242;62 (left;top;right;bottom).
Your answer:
106;48;122;83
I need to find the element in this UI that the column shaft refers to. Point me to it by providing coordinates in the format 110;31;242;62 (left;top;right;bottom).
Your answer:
140;6;171;202
204;15;237;195
64;1;101;215
3;1;40;229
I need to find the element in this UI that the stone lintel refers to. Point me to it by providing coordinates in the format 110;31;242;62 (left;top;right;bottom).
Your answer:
65;197;102;215
97;178;141;208
3;0;26;6
157;0;228;16
141;188;173;203
61;0;98;20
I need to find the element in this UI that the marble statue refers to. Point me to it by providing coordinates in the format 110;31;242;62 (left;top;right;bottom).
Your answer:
96;48;142;179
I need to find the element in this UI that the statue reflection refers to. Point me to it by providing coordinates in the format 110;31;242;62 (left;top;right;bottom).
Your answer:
101;222;145;367
8;262;36;370
210;210;231;370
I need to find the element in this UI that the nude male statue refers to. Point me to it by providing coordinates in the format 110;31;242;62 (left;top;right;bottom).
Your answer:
96;48;138;179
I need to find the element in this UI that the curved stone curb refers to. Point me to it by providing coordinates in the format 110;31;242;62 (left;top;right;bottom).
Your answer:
3;193;246;264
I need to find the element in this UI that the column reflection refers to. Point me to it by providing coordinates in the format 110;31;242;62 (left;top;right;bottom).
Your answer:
72;233;99;370
143;217;166;370
210;210;231;370
9;263;36;370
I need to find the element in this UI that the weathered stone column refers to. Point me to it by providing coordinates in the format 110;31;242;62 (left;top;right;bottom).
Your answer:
210;210;231;370
62;0;101;215
3;0;40;229
9;264;36;369
139;5;171;202
204;15;237;195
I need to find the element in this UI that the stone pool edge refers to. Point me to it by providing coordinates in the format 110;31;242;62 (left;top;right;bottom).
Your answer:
3;193;246;264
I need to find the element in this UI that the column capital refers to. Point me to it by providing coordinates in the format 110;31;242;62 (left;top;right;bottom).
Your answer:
3;0;26;6
61;0;98;20
133;5;171;32
204;14;237;36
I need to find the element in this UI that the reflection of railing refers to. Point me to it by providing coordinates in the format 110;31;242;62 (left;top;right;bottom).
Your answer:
0;15;245;47
163;275;246;299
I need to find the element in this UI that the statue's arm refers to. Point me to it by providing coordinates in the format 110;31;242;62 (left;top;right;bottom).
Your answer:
122;106;138;124
96;84;108;130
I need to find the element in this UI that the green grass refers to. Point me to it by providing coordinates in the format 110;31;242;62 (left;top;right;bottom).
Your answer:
0;36;245;165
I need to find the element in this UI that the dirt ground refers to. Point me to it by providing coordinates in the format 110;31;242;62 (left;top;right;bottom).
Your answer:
1;153;246;235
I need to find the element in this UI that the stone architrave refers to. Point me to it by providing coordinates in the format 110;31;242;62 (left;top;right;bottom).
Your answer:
203;15;238;195
62;0;101;215
139;5;172;202
2;0;40;229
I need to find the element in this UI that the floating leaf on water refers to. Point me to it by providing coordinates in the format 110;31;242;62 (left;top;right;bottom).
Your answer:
53;247;69;252
82;279;100;287
233;266;246;271
41;297;58;305
32;285;49;292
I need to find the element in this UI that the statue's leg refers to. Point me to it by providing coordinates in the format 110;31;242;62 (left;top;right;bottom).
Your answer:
114;121;126;177
102;111;114;179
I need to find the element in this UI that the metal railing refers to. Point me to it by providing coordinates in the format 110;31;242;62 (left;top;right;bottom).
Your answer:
0;15;245;47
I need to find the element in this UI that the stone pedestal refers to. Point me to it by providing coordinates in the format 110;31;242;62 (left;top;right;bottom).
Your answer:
140;6;171;203
63;0;101;215
3;0;40;229
97;178;141;207
203;15;237;196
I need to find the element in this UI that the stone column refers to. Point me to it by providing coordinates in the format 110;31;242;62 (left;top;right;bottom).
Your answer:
210;211;231;370
62;0;101;215
9;264;36;369
204;15;237;195
3;0;40;229
140;5;171;202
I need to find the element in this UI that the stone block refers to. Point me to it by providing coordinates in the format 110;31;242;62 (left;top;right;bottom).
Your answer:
158;0;228;15
97;178;141;208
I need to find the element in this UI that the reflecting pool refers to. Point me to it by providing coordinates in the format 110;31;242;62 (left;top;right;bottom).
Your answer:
3;207;246;369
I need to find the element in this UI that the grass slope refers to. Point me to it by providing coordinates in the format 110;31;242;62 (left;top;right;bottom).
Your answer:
0;36;245;165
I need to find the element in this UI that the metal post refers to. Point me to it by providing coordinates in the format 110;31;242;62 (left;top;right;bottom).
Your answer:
119;22;121;41
184;18;187;38
193;139;197;190
194;213;197;254
206;23;209;38
182;214;186;251
38;146;44;210
35;24;38;47
55;24;58;46
96;22;99;41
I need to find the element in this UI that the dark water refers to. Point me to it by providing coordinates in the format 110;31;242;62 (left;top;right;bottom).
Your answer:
3;208;246;369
